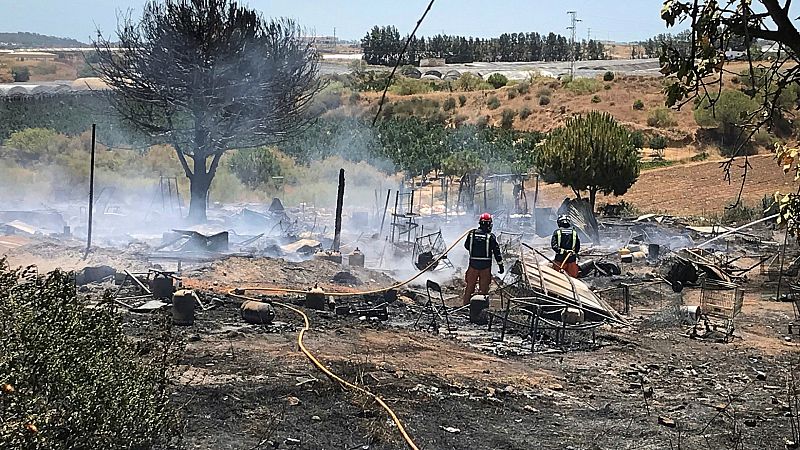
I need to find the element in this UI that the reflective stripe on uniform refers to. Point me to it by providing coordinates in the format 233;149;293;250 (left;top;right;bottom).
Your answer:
469;230;492;260
556;229;577;254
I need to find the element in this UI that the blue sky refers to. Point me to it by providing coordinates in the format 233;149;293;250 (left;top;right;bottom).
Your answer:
2;0;681;44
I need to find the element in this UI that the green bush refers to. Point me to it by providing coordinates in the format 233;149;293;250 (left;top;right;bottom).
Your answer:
603;71;615;82
721;201;761;225
539;95;551;106
520;106;532;119
487;73;509;89
563;77;602;95
487;95;501;109
649;135;667;151
694;89;758;139
454;114;469;126
348;91;361;104
228;146;283;189
0;261;182;449
11;66;30;82
443;97;457;111
507;89;518;100
389;77;434;95
458;94;467;107
516;81;531;94
633;99;645;110
536;86;553;97
455;73;484;91
630;130;645;149
646;108;677;128
604;84;612;90
476;115;489;128
591;95;601;103
500;109;517;129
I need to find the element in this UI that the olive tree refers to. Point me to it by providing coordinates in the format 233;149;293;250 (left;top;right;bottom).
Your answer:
535;111;640;210
93;0;321;222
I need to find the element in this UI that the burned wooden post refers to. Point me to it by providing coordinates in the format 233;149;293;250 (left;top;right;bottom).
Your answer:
379;189;391;236
332;168;345;252
84;123;97;259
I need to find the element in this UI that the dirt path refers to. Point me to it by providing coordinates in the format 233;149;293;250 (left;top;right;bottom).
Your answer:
537;154;793;215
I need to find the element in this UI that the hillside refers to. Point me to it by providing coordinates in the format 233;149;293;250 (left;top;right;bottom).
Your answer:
0;32;86;48
536;154;791;216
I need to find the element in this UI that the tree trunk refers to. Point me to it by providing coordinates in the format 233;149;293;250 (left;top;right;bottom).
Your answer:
187;157;211;223
589;189;597;212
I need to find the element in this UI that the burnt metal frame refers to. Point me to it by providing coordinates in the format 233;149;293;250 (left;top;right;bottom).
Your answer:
487;295;600;352
412;230;453;271
694;278;744;341
414;279;454;334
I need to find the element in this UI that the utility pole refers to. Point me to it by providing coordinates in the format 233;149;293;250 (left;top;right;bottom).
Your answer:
567;11;581;80
587;28;591;42
84;123;96;259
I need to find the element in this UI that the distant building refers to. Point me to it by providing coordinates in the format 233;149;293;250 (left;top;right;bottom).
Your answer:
419;58;446;67
724;50;746;60
300;36;337;48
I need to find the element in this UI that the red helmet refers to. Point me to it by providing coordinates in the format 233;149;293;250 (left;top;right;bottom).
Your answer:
479;213;493;229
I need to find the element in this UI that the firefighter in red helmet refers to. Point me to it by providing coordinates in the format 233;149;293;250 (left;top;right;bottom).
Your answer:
461;213;504;305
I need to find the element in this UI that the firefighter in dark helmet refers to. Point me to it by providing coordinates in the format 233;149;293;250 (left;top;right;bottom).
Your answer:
551;214;580;277
462;213;503;305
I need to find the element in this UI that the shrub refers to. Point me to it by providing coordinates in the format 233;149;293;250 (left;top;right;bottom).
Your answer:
487;95;501;110
516;81;531;94
538;95;551;106
389;77;434;95
348;91;361;104
604;84;612;90
454;114;469;126
603;71;615;81
500;109;517;129
443;97;457;111
520;107;532;119
591;95;601;103
0;261;182;448
563;77;603;95
633;99;645;110
487;73;509;89
455;73;484;91
476;115;489;128
11;66;30;82
694;89;758;142
646;108;677;128
229;147;282;189
630;130;645;149
507;89;518;100
458;94;467;107
537;86;553;97
649;135;667;151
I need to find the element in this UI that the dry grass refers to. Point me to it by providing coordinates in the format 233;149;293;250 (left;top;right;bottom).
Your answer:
0;57;80;82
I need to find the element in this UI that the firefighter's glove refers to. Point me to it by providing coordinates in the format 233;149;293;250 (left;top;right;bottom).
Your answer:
498;264;505;274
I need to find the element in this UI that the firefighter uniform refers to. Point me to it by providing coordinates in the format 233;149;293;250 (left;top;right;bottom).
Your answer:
462;228;503;305
551;227;580;278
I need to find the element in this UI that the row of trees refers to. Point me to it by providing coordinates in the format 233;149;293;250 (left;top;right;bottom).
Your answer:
276;116;543;178
361;26;607;65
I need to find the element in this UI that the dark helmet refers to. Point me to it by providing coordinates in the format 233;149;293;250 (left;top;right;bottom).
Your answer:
557;214;571;228
479;213;493;231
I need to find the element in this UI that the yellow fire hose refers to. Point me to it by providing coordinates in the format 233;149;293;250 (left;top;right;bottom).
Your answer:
226;229;474;449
